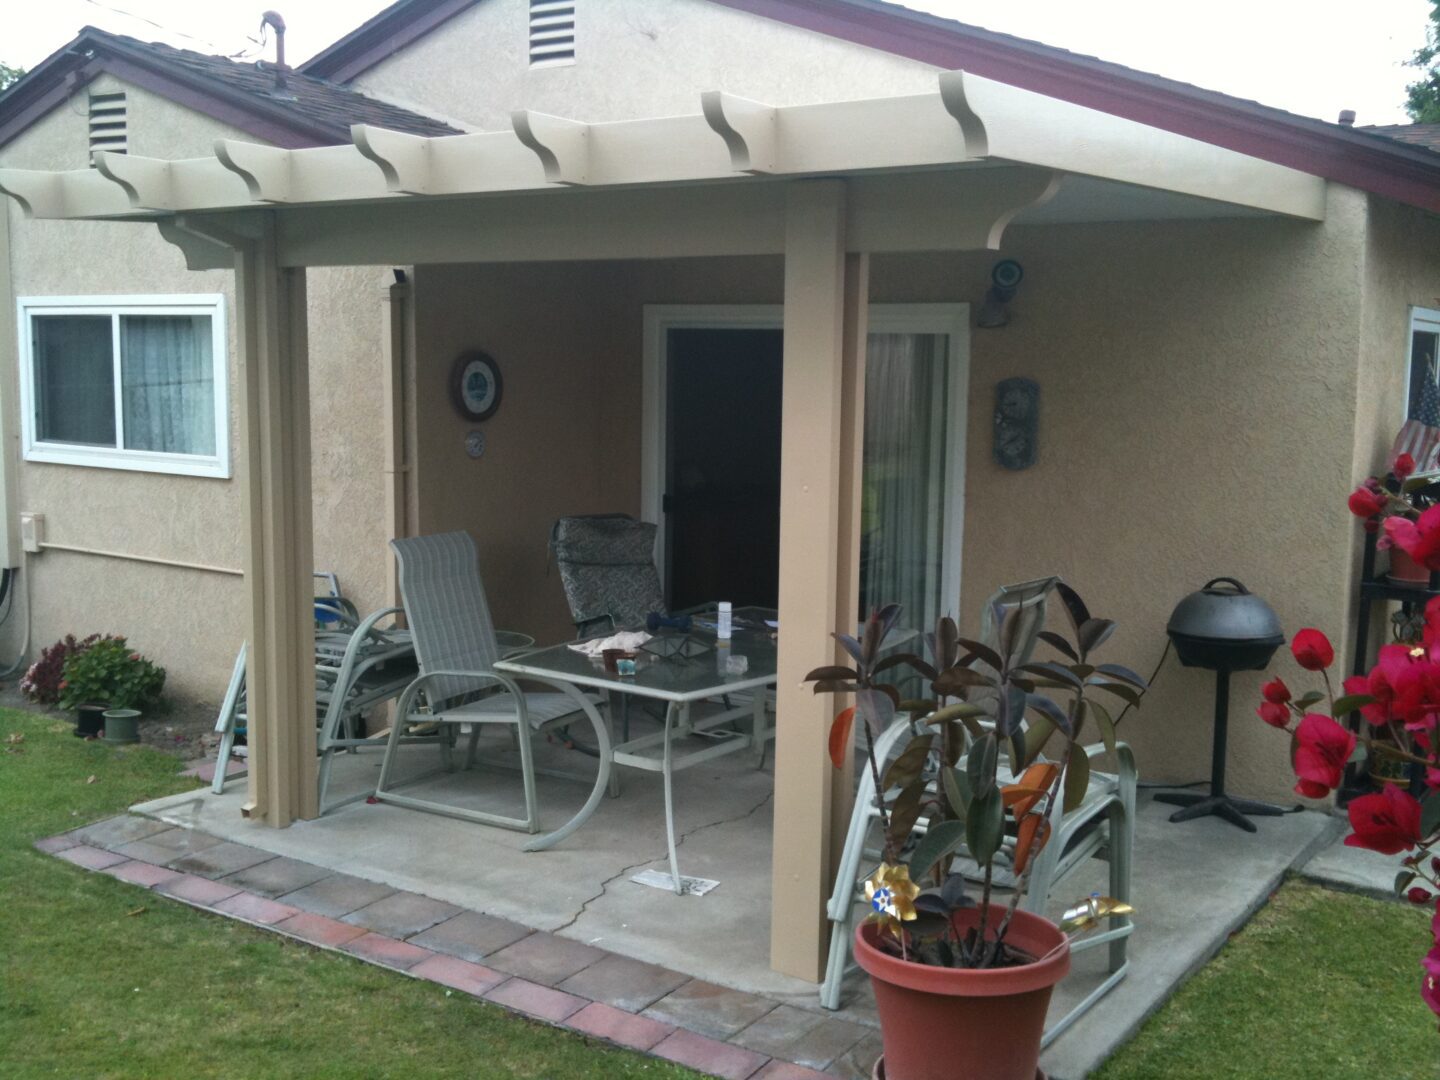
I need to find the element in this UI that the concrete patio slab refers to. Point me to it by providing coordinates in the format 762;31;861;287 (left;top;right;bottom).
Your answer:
167;840;275;878
72;814;172;848
220;855;332;899
131;742;1344;1078
113;826;224;865
1297;821;1401;900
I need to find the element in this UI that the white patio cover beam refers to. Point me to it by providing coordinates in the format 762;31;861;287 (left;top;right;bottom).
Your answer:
0;72;1326;226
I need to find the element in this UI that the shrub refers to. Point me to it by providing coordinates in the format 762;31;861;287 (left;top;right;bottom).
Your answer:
57;637;165;712
19;634;104;706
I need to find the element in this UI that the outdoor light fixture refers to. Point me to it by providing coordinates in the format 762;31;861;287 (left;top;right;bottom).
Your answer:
977;259;1024;329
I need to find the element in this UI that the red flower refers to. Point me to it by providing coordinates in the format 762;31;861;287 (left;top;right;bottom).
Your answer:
1385;505;1440;571
1256;701;1290;728
1261;678;1291;704
1291;629;1335;672
1343;784;1423;855
1396;453;1417;479
1293;713;1355;794
1409;887;1434;904
1348;487;1387;518
1294;777;1333;799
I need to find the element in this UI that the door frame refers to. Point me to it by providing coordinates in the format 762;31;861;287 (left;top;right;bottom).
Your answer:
641;302;971;619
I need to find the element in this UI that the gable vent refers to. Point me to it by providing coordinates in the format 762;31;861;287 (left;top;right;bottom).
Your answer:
88;91;128;159
529;0;576;66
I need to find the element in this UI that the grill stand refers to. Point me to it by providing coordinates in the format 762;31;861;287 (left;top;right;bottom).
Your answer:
1154;669;1284;832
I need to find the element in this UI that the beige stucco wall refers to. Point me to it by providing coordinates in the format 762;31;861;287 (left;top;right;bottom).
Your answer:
352;0;939;129
0;76;393;704
407;184;1384;799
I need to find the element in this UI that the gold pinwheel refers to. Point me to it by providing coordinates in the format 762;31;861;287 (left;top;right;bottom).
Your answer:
863;863;920;938
1059;893;1135;935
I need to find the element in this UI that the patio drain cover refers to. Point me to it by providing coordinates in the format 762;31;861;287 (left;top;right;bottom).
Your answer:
631;869;720;896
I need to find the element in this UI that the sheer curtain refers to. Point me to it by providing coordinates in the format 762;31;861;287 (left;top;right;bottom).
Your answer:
120;314;215;455
860;332;951;638
33;315;115;446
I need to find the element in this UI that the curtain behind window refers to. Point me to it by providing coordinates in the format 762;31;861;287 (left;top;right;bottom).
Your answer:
120;315;215;455
860;332;950;638
33;315;116;446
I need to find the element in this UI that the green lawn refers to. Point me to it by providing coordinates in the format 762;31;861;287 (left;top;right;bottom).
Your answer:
1097;878;1438;1080
0;707;697;1079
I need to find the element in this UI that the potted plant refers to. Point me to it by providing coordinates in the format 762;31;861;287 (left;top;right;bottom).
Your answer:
57;637;166;745
20;633;106;736
805;586;1144;1080
1254;622;1440;1022
1347;451;1440;585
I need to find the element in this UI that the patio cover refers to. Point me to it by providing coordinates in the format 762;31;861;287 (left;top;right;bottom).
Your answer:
0;69;1326;982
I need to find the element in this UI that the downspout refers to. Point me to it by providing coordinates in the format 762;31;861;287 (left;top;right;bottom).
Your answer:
381;270;416;614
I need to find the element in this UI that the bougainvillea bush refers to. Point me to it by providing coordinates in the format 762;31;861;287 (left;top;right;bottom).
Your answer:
56;636;165;712
19;634;104;705
1255;620;1440;1023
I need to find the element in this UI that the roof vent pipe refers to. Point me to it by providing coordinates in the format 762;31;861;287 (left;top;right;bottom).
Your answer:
261;11;287;89
1338;109;1356;127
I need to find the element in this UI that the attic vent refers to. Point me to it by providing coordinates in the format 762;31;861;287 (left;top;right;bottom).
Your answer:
529;0;576;66
88;91;128;159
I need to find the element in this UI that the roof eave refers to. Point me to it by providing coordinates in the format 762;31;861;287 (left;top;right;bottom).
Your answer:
298;0;476;82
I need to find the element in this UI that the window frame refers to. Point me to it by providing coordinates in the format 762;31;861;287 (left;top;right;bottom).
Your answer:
17;294;229;479
1405;305;1440;423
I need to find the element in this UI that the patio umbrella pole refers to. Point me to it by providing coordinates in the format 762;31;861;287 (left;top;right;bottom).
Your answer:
1154;669;1284;832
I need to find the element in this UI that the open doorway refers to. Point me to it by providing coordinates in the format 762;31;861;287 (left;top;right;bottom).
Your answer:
643;304;969;630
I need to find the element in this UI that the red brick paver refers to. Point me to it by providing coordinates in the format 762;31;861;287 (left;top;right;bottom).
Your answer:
275;911;369;948
566;1001;675;1052
213;891;300;926
653;1029;770;1080
342;932;434;970
34;833;80;854
410;953;506;996
103;860;184;889
485;977;588;1023
752;1060;835;1080
55;845;128;870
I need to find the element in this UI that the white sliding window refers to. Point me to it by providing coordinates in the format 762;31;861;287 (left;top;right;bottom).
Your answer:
19;295;228;478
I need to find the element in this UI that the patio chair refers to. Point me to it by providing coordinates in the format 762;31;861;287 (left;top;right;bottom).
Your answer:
550;514;665;638
373;531;604;834
818;577;1136;1049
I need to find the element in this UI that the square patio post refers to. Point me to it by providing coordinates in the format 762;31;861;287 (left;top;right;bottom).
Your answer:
771;180;868;981
233;213;318;826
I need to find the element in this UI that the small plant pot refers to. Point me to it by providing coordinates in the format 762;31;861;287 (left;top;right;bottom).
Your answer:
75;702;108;738
854;906;1069;1080
1387;549;1432;587
101;708;142;745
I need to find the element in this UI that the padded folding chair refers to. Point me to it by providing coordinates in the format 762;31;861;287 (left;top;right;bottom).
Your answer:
550;514;665;638
373;531;604;834
818;577;1136;1049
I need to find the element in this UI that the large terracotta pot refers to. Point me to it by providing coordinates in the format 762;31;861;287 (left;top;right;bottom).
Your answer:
854;907;1070;1080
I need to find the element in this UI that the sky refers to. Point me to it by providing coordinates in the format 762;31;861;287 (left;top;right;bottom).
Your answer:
3;0;1433;127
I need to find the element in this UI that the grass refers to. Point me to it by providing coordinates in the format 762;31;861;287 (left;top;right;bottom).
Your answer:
0;707;698;1079
1096;878;1438;1080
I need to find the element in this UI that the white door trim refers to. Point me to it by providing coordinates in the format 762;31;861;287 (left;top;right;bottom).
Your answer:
641;302;970;618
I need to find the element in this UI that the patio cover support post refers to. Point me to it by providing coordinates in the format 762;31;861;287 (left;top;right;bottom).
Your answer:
770;180;862;981
380;275;417;614
233;213;317;825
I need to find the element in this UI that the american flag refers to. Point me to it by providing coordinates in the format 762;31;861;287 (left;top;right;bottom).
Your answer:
1391;355;1440;474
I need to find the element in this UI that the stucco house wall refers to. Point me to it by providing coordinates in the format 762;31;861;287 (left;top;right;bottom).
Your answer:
0;75;392;702
351;0;941;129
404;182;1379;799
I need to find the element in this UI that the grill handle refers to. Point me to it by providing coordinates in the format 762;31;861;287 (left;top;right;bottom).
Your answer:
1201;577;1250;595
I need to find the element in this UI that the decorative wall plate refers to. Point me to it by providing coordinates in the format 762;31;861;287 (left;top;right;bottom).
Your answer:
465;429;486;459
450;351;503;421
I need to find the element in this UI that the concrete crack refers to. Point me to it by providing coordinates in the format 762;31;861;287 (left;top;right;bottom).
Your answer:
552;788;775;934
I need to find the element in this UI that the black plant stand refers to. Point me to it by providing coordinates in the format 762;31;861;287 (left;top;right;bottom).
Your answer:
1155;669;1284;832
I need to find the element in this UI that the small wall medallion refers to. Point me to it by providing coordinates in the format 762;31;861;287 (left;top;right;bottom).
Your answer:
994;377;1039;470
465;429;486;459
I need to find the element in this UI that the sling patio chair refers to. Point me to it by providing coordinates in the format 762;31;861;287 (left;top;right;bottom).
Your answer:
550;514;666;639
373;531;606;834
818;577;1136;1049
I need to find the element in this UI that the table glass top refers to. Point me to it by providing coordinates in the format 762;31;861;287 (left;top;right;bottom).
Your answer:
495;605;778;700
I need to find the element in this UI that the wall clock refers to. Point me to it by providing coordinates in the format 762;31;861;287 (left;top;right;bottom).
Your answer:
450;351;503;422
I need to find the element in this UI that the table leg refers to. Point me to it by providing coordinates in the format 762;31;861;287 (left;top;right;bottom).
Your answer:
522;679;613;853
663;701;683;894
751;691;767;768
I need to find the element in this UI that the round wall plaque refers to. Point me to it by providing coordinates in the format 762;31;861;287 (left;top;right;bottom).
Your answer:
450;351;503;421
465;429;486;459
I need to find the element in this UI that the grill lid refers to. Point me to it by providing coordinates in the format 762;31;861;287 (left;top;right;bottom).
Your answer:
1166;577;1284;670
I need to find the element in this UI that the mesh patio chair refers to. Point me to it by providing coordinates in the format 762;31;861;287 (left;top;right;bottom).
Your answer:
818;577;1136;1048
373;531;604;834
550;514;665;638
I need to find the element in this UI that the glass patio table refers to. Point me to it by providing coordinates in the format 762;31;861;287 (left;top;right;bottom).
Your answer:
494;606;777;894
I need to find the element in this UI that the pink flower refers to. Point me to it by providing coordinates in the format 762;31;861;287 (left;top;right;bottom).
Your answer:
1290;629;1334;672
1396;453;1417;479
1349;487;1387;518
1293;713;1355;794
1343;784;1423;855
1257;701;1290;728
1261;678;1291;704
1385;506;1440;571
